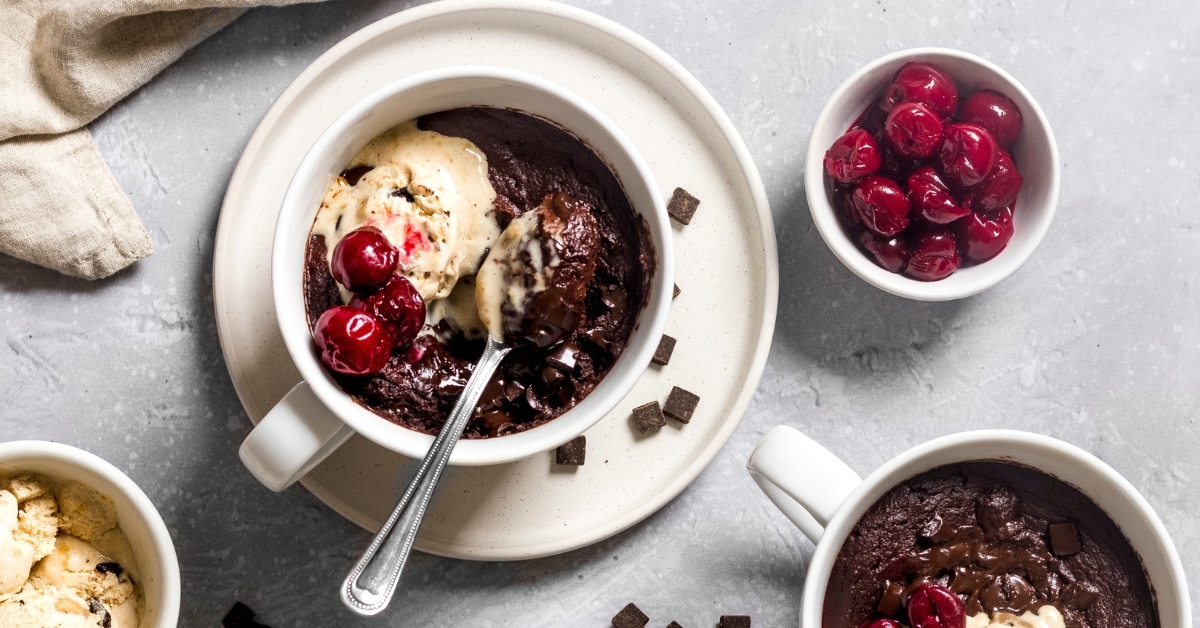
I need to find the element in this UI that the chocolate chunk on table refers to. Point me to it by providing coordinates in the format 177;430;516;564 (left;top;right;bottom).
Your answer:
667;622;685;628
1048;522;1081;556
662;386;700;423
672;283;680;298
720;616;751;628
667;187;701;225
632;401;666;434
652;334;676;366
223;602;270;628
556;436;586;465
613;602;650;627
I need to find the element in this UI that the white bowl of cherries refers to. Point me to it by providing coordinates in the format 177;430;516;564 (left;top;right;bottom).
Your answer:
805;48;1059;300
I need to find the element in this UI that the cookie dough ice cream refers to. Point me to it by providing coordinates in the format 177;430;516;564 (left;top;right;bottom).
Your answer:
0;474;141;628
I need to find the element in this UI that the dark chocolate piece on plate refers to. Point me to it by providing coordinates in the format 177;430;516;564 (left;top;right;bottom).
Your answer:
556;436;586;466
662;387;700;423
632;401;666;434
667;622;685;628
673;283;680;298
876;580;904;617
720;616;751;628
667;187;701;225
652;335;676;366
223;602;270;628
339;165;374;186
1048;522;1081;556
613;602;650;628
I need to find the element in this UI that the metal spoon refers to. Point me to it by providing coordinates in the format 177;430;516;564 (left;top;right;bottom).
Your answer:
339;335;510;616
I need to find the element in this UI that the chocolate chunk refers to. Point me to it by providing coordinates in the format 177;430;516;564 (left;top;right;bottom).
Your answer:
667;187;701;225
223;602;269;628
1061;581;1099;610
339;165;373;186
556;436;586;466
612;602;649;627
390;187;416;202
95;562;123;576
548;342;580;372
1048;522;1081;556
876;580;904;617
662;387;700;423
975;488;1023;540
652;335;676;366
667;623;685;628
673;283;680;298
632;401;666;434
719;616;751;628
980;573;1036;614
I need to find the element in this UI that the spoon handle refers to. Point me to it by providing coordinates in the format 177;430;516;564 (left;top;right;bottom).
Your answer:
340;336;510;616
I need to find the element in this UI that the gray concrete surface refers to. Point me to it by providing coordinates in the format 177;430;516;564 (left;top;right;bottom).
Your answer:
1;0;1197;626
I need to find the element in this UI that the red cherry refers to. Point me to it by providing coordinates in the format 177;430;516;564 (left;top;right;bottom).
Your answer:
959;90;1023;149
858;230;909;273
884;102;944;159
331;227;399;293
349;274;426;347
876;134;918;181
905;230;962;281
882;62;959;118
851;176;911;237
972;150;1024;213
825;129;883;184
907;167;971;224
937;123;999;189
313;306;392;376
907;583;967;628
956;205;1015;262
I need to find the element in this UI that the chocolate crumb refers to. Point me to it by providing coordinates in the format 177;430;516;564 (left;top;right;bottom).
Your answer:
720;616;751;628
662;387;700;424
672;283;680;298
223;602;270;628
613;602;649;627
1048;522;1081;556
632;401;666;434
667;187;701;225
652;335;676;366
556;436;586;466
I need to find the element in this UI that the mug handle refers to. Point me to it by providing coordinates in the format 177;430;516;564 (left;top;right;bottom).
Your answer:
239;382;356;491
746;425;863;543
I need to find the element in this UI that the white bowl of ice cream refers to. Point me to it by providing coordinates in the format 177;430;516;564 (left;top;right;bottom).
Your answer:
239;66;671;490
0;441;180;628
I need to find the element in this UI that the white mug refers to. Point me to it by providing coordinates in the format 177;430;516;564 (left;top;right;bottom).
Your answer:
239;67;672;491
746;426;1191;628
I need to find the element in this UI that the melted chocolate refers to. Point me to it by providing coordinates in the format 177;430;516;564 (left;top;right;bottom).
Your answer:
303;107;654;438
823;462;1158;628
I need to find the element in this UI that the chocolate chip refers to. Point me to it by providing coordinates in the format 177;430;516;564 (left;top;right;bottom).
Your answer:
719;616;751;628
556;436;586;466
223;602;269;628
390;187;416;202
662;387;700;423
651;335;676;366
612;602;649;627
95;562;123;576
1048;522;1081;556
632;401;666;434
876;580;904;617
339;165;373;186
667;187;701;225
672;283;680;298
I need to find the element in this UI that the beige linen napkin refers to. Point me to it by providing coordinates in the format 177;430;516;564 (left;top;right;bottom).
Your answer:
1;0;319;279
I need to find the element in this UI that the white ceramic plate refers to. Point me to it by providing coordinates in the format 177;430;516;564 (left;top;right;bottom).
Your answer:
213;0;777;560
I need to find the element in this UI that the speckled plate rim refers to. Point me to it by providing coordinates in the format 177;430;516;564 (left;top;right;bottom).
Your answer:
213;0;778;560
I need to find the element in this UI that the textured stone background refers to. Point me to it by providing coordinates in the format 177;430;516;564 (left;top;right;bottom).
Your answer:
1;1;1197;626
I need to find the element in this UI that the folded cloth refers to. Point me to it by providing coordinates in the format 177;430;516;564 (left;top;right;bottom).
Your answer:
0;0;320;279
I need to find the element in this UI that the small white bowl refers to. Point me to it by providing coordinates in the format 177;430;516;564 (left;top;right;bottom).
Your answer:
0;441;180;628
242;66;671;489
805;48;1059;300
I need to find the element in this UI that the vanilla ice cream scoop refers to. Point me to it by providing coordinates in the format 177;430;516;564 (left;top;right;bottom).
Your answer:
476;192;600;346
311;121;499;303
